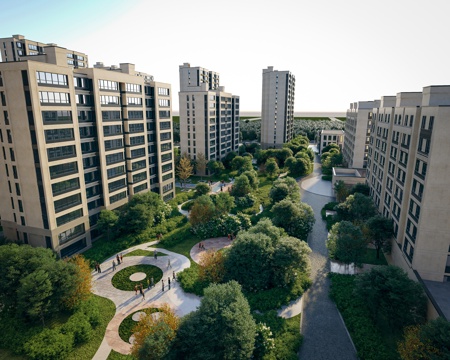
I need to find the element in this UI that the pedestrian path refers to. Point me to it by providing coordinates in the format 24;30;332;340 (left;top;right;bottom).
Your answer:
91;241;201;359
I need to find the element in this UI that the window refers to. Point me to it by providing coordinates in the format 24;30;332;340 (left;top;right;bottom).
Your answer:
39;91;70;104
106;152;124;165
45;128;74;143
78;110;95;122
56;208;83;226
159;121;171;130
110;191;127;204
104;138;123;150
162;163;172;173
131;148;146;158
102;111;121;121
98;80;118;91
58;224;85;245
421;116;426;129
129;123;144;133
158;87;169;96
415;160;427;178
52;178;80;196
36;71;68;86
163;182;173;193
158;99;170;107
54;193;82;213
42;110;72;124
100;95;119;105
130;136;145;146
47;145;76;161
133;171;147;183
132;160;146;171
127;97;142;105
108;178;126;192
107;165;125;179
161;143;172;152
103;125;122;136
126;83;141;93
161;153;172;162
134;183;148;193
128;111;143;120
160;132;171;141
79;126;96;138
50;162;78;179
162;173;173;181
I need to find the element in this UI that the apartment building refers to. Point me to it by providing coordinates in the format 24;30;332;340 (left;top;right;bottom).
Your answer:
178;63;239;164
316;129;345;154
0;37;175;257
366;86;450;283
343;101;378;168
261;66;295;149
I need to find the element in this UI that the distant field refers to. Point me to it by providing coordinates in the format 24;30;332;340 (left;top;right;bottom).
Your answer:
294;117;331;121
172;115;180;123
336;117;347;121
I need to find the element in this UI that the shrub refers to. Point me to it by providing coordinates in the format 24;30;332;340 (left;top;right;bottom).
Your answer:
320;201;339;220
24;328;74;360
322;175;332;181
235;193;256;209
177;264;209;296
181;200;194;211
195;183;210;196
62;313;93;345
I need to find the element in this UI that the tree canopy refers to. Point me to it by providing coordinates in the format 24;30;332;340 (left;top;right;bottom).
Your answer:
269;177;301;204
271;200;315;240
176;154;194;185
364;215;394;259
335;193;377;225
189;195;216;226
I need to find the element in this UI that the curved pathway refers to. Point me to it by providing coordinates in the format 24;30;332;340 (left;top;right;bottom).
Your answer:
92;241;201;359
297;150;357;359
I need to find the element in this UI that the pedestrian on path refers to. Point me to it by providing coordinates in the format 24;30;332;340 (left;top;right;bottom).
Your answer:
116;254;120;265
98;264;102;273
139;286;145;300
162;279;165;292
168;277;171;290
134;285;138;295
154;250;158;260
95;262;99;273
120;253;123;263
151;277;154;288
147;278;150;290
112;260;116;271
173;271;176;281
167;258;171;268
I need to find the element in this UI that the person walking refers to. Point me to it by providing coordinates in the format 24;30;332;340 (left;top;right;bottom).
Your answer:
154;250;157;260
134;285;138;295
173;271;176;281
95;262;99;273
168;277;171;290
147;278;150;290
112;260;116;271
151;277;154;288
98;264;102;273
167;258;171;269
120;253;123;263
116;254;120;265
139;286;145;300
162;279;165;292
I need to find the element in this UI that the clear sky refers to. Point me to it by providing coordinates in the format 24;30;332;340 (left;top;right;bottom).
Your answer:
1;0;449;112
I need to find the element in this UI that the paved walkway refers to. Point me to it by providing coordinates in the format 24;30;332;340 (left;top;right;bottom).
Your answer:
298;152;357;360
92;241;201;359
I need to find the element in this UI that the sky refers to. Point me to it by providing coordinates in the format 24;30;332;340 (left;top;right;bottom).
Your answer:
1;0;450;113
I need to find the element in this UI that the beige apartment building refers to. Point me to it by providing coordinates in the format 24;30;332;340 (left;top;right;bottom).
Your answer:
261;67;295;149
178;63;239;163
316;129;345;154
343;100;378;168
366;86;450;283
0;35;175;257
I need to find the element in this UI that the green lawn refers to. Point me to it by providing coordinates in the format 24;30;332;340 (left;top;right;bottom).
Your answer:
361;248;388;265
111;265;163;291
158;222;200;258
124;249;166;257
118;308;160;343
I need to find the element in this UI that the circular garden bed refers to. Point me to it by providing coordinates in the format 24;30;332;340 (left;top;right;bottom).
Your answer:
111;264;163;291
119;308;161;343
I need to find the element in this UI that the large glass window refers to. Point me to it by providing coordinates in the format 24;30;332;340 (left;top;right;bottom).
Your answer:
98;80;118;91
50;162;78;179
161;153;172;162
58;224;85;245
106;152;124;165
127;97;142;105
56;208;83;227
52;178;80;196
162;163;172;173
129;123;144;133
158;87;169;96
78;110;95;122
108;178;126;192
54;193;82;213
36;71;68;86
162;173;173;181
161;143;172;152
104;138;123;150
160;132;171;141
131;148;145;158
134;183;148;193
39;91;70;104
45;128;74;143
130;136;145;146
131;160;146;171
128;111;143;120
159;121;171;130
110;191;127;204
107;165;125;179
158;99;170;107
42;111;72;124
159;110;170;118
103;125;122;136
126;83;141;93
133;171;147;183
102;111;121;121
100;95;119;105
47;145;76;161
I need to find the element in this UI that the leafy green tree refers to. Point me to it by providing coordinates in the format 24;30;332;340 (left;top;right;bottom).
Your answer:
265;158;279;178
213;192;235;216
334;180;349;202
336;193;377;225
138;321;176;360
207;160;225;175
271;200;315;240
285;156;311;177
269;177;300;204
127;192;171;224
231;175;252;197
96;209;118;241
326;221;367;267
225;232;274;291
24;328;73;360
349;183;371;196
120;203;152;234
172;281;256;359
364;215;394;259
189;195;216;226
272;236;311;285
398;318;450;360
245;218;285;244
195;182;210;196
322;143;341;154
355;266;427;330
241;170;259;190
223;151;238;169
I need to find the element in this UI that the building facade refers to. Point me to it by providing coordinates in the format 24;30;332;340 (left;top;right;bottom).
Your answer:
260;66;295;149
343;100;378;168
366;86;450;282
178;63;239;163
317;129;345;154
0;37;175;257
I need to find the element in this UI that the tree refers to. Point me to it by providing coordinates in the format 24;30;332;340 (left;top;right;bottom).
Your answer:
265;158;279;178
326;221;367;268
398;318;450;360
245;218;285;245
195;182;210;196
132;304;180;360
269;177;300;204
96;209;118;241
207;160;225;175
189;195;216;226
355;266;427;330
271;200;315;240
199;249;226;284
120;203;152;234
195;152;208;178
127;192;171;224
241;170;259;190
213;192;235;216
335;193;377;225
63;255;92;310
223;151;238;169
231;175;252;197
364;215;394;259
176;154;193;187
349;183;370;196
285;156;311;177
334;180;349;203
172;281;256;359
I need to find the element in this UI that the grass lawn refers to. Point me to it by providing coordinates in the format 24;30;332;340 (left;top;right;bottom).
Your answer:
158;222;200;258
118;308;160;343
361;248;388;265
111;265;163;291
124;249;166;257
